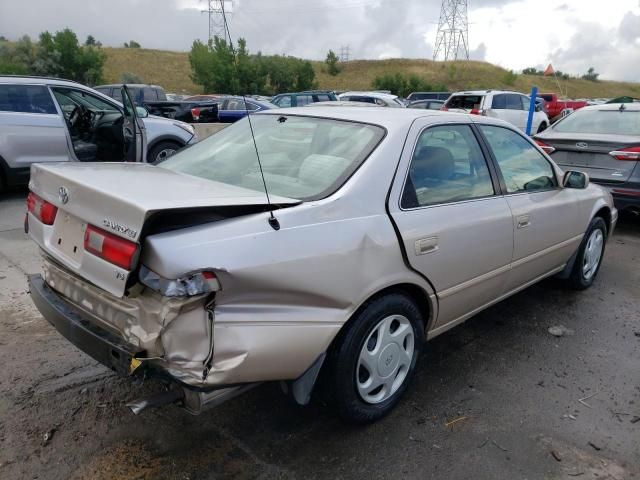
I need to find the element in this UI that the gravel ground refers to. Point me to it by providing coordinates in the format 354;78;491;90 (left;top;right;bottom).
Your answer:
1;190;638;480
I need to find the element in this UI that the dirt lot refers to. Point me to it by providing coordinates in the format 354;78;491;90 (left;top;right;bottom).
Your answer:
1;190;638;480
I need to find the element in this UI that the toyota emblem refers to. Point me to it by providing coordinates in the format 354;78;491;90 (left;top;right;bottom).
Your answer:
576;142;588;149
58;186;69;204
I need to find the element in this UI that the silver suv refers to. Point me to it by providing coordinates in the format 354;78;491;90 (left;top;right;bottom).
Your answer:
0;76;198;192
444;90;550;134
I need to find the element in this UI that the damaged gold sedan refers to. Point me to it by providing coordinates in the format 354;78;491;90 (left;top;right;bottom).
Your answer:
27;107;616;422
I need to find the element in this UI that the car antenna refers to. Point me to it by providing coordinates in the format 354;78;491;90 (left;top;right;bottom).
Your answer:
221;3;280;231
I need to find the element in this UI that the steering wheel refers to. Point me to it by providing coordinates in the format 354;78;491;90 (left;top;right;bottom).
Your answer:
69;104;93;131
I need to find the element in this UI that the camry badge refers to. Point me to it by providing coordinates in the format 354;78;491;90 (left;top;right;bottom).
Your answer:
576;142;588;149
58;186;69;204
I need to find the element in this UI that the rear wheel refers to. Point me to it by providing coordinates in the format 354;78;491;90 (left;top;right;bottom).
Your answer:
326;293;423;423
149;141;181;164
569;217;607;290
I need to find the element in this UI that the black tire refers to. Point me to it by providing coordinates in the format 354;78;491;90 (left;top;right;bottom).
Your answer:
325;293;424;423
568;217;607;290
148;141;181;164
537;122;548;133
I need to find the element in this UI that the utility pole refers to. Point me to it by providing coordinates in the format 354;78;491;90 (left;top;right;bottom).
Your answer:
201;0;233;45
433;0;469;61
339;45;350;62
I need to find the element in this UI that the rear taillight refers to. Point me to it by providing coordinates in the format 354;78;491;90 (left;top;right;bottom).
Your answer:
27;192;58;225
139;265;221;297
84;225;138;270
535;139;556;154
191;107;201;121
609;146;640;161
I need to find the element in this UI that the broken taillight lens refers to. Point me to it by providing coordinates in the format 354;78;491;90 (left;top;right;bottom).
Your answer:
609;146;640;161
84;224;139;270
139;265;220;297
27;192;58;225
535;139;556;154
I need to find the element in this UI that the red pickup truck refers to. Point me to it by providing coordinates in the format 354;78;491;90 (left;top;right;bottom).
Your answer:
538;93;588;122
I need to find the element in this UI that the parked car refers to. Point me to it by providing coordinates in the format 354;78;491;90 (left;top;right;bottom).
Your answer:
535;103;640;213
406;92;451;102
538;93;588;122
407;99;445;110
26;107;616;422
0;76;198;191
94;84;218;123
443;90;550;134
271;91;337;108
338;91;405;107
216;96;276;122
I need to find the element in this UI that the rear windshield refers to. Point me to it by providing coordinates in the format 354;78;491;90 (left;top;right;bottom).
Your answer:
552;109;640;136
159;115;385;201
446;95;484;110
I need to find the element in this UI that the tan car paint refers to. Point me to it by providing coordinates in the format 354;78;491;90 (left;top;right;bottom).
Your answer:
27;108;615;393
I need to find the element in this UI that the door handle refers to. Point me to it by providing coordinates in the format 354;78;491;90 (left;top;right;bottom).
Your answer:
415;236;438;256
516;214;531;229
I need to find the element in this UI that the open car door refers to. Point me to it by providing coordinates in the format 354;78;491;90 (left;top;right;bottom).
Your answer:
121;85;147;162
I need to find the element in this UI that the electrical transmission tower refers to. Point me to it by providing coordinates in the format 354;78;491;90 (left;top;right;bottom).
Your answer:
433;0;469;61
339;45;350;62
201;0;233;44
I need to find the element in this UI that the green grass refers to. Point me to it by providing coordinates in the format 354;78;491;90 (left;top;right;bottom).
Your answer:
103;48;640;99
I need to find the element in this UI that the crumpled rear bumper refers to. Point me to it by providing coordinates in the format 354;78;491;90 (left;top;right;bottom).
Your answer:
28;274;144;376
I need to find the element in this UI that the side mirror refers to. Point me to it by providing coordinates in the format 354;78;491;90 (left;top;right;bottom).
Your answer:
563;170;589;189
136;106;149;118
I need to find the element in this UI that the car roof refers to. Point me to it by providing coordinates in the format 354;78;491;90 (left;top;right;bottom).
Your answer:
339;91;399;100
449;90;524;96
257;106;512;132
219;96;276;108
0;75;82;86
94;83;162;88
578;103;640;112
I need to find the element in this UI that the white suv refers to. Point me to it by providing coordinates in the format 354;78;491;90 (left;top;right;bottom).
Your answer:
443;90;549;134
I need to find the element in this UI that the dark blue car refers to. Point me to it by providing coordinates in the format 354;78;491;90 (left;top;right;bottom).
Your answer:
217;96;277;123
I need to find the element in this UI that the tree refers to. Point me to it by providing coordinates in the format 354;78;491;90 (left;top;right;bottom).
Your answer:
325;49;340;76
372;73;445;98
124;40;141;48
189;37;315;95
85;35;97;46
120;72;144;83
582;67;599;82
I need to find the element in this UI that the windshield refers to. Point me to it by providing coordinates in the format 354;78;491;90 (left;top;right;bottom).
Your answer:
159;114;385;201
552;109;640;136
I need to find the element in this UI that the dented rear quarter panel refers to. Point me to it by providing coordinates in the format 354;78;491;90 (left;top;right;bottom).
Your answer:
141;127;437;384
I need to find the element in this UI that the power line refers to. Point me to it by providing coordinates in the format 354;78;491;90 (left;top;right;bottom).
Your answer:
433;0;469;61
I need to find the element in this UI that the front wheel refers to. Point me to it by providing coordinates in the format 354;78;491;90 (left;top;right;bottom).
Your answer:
569;217;607;290
149;141;180;164
326;293;424;423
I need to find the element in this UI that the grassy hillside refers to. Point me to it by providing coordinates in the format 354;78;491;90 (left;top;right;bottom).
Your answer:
104;47;640;99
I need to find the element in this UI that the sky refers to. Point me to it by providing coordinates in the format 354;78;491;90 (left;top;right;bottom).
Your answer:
1;0;639;81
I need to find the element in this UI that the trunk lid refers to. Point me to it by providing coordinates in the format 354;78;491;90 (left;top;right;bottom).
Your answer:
541;133;639;183
28;162;298;297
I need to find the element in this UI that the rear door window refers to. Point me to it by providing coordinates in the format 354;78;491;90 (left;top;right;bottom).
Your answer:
296;95;314;107
491;94;507;110
506;94;524;110
142;88;158;101
447;95;484;110
402;125;495;208
0;84;57;114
